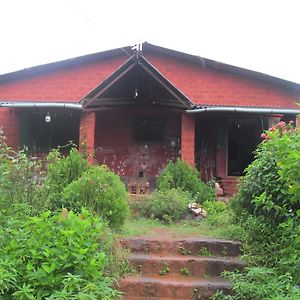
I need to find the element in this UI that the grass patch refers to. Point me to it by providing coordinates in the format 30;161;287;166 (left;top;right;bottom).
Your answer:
119;214;244;240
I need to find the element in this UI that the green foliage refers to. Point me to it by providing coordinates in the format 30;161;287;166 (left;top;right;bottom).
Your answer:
39;148;89;210
159;264;170;276
0;129;45;220
0;209;119;299
202;200;232;227
62;166;129;228
141;188;191;223
157;160;215;203
198;247;212;257
234;123;299;223
213;267;300;300
180;267;190;276
214;121;300;300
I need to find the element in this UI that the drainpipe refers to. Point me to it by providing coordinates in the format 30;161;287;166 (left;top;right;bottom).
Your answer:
0;102;82;110
186;106;300;115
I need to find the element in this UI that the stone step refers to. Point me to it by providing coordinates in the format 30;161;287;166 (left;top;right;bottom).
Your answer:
119;237;242;257
119;274;232;299
128;253;245;277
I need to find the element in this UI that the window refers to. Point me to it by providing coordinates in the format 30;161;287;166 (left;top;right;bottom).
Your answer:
133;116;166;143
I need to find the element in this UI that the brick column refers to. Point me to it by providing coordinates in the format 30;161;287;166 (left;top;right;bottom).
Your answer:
79;111;96;162
181;114;195;166
296;116;300;127
0;108;19;150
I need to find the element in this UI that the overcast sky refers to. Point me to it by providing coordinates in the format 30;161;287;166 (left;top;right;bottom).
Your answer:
0;0;299;83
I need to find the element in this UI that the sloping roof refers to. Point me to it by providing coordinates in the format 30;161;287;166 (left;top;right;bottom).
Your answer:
142;43;300;92
81;52;193;109
1;42;300;92
0;46;132;83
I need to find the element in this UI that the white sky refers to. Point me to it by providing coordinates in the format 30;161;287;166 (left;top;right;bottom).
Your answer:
0;0;300;83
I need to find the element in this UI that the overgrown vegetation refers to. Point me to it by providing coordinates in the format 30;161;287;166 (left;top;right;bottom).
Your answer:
214;121;300;300
157;159;215;203
0;131;130;299
0;209;119;299
62;166;129;228
140;188;191;223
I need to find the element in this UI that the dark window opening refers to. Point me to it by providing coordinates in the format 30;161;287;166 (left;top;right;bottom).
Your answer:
281;114;296;124
19;110;80;155
227;119;261;176
139;170;144;178
133;116;166;143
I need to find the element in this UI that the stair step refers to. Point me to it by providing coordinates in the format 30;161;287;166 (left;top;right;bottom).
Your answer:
128;253;245;276
119;274;232;299
119;237;242;257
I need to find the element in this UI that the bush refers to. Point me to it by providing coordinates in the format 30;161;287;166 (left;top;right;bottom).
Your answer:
234;122;300;223
214;266;300;300
157;160;215;203
62;166;129;228
141;188;191;223
39;148;89;210
0;209;119;299
0;129;44;219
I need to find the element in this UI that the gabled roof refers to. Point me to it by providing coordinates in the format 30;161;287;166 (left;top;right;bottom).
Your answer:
81;52;193;109
1;42;300;92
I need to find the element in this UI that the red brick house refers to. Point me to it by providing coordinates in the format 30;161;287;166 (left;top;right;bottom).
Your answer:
0;43;299;196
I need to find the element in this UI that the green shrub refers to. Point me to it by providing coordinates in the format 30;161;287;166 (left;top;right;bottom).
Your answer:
0;209;119;299
202;200;232;226
39;148;89;210
142;188;191;223
157;160;215;203
0;129;44;220
62;166;129;228
214;266;300;300
234;123;300;223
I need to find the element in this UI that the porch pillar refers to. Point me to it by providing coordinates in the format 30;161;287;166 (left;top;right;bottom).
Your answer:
296;116;300;127
181;113;195;166
0;108;19;150
79;111;96;162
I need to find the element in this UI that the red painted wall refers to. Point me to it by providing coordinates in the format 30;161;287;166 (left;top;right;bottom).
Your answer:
144;53;300;109
0;56;127;102
94;108;181;186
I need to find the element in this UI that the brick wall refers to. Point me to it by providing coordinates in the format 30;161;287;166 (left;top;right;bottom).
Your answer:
145;53;300;109
0;108;19;149
181;114;195;166
0;56;127;102
79;111;96;161
93;108;181;184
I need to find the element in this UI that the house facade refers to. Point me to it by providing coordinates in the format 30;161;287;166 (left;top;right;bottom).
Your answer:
0;43;299;196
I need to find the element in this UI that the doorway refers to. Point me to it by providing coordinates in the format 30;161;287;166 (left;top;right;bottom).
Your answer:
227;118;261;176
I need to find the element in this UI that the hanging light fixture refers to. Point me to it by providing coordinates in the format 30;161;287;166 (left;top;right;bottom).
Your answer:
45;112;51;123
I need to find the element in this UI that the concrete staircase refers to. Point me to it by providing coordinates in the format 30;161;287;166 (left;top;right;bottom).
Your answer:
118;237;245;300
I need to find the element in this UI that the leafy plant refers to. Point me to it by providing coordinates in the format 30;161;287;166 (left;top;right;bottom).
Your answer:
234;122;299;223
62;165;129;228
159;264;170;276
0;209;119;299
215;267;300;300
38;148;89;211
178;243;192;255
180;267;190;276
141;188;191;223
198;247;212;257
157;160;215;203
0;129;45;220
